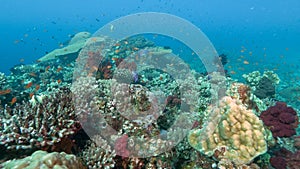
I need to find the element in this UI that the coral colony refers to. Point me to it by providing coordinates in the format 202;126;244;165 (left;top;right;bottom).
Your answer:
0;32;299;169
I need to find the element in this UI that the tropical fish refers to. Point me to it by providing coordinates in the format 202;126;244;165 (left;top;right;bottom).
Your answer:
243;60;249;65
25;82;33;89
45;66;51;72
132;71;139;83
29;93;34;99
0;89;11;95
56;67;63;72
10;97;17;105
35;85;40;91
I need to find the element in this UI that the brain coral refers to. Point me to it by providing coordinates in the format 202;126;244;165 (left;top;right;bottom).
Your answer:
188;96;268;165
260;101;299;137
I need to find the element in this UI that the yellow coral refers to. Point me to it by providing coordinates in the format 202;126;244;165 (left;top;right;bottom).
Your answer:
188;96;268;165
1;150;86;169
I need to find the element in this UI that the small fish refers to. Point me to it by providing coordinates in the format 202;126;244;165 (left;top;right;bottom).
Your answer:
29;93;34;99
132;71;139;83
243;60;249;65
25;82;33;89
57;79;62;84
115;49;120;54
10;97;17;105
56;67;63;72
91;66;98;72
133;47;139;51
35;85;40;91
29;72;37;77
19;58;25;63
45;65;51;72
110;24;114;31
112;57;118;61
90;38;97;42
0;89;11;95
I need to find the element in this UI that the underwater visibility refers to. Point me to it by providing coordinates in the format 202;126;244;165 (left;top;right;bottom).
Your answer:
0;1;300;169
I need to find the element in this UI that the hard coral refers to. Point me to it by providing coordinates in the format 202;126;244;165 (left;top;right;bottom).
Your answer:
260;102;299;137
228;82;258;111
254;76;275;99
81;135;116;169
1;150;86;169
0;88;81;158
188;96;268;165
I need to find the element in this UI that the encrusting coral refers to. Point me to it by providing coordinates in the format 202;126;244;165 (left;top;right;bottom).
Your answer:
188;96;268;165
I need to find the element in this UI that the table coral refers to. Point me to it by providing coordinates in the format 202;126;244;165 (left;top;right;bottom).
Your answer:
38;32;91;62
188;96;268;165
260;102;299;137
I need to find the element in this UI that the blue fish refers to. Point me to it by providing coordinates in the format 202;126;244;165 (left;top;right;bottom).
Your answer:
132;71;139;83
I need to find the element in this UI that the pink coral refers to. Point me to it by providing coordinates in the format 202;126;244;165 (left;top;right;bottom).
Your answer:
114;134;130;157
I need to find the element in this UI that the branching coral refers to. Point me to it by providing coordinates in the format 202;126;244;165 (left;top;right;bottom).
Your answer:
81;135;116;169
0;87;81;157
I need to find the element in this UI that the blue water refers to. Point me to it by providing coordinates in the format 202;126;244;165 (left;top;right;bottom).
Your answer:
1;0;299;75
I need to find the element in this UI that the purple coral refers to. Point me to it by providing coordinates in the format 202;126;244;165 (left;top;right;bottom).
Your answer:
270;148;300;169
260;102;299;137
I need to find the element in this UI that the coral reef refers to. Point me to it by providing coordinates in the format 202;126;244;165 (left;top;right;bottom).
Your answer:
188;96;268;165
3;33;298;168
0;150;86;169
260;101;299;137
